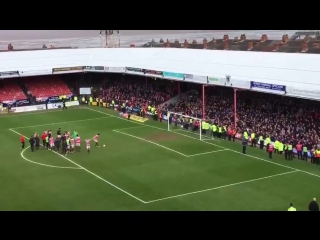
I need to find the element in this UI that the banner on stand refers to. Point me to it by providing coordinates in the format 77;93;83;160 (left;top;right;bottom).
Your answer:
163;71;184;80
250;81;286;94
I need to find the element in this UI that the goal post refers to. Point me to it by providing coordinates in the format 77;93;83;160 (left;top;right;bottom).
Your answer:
166;111;214;141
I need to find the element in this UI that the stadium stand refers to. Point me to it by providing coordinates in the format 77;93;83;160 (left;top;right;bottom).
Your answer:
99;75;176;107
22;76;72;98
166;84;320;147
0;81;26;101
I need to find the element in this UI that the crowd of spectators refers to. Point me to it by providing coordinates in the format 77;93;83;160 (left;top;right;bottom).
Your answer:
169;85;320;146
97;75;176;108
72;73;320;146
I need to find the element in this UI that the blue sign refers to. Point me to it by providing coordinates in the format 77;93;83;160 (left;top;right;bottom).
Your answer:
163;71;184;80
250;81;286;93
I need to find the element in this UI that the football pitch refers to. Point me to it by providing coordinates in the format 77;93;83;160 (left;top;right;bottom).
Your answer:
1;106;320;211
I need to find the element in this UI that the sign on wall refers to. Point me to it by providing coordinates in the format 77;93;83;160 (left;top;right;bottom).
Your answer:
79;87;92;95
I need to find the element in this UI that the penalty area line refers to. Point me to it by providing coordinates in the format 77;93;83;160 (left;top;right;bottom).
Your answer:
113;130;189;157
145;170;299;204
187;149;229;157
9;128;147;204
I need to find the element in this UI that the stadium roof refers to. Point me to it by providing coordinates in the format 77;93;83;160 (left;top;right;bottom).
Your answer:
0;48;319;89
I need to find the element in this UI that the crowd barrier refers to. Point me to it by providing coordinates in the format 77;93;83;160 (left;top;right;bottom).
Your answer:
0;101;80;113
235;133;313;157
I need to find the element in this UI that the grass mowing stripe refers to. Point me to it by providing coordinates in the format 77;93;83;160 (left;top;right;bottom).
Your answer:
145;170;299;203
11;116;113;129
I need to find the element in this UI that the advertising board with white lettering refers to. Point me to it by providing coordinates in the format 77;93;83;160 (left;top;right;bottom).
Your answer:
19;69;52;76
184;74;207;84
47;103;63;109
250;81;286;94
66;101;79;107
83;66;105;72
11;104;46;113
0;70;19;78
80;88;91;95
125;67;144;75
52;66;84;74
105;67;125;73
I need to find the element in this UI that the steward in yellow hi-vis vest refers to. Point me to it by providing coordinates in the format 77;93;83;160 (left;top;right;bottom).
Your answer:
250;132;256;147
288;203;296;211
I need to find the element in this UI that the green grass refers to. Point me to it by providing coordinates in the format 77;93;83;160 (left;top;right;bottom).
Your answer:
1;106;320;210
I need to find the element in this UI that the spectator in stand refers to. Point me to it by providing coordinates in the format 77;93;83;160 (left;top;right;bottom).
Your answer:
7;43;13;51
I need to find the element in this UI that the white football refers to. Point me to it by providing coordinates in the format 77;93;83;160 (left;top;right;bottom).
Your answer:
103;145;105;147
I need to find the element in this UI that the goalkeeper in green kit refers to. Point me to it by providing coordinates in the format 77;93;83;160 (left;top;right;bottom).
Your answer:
72;130;78;139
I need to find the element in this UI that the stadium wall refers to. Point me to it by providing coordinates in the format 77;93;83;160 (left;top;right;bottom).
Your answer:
0;48;320;99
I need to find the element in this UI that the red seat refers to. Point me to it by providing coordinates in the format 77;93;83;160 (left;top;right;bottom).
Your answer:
23;77;72;98
0;82;26;102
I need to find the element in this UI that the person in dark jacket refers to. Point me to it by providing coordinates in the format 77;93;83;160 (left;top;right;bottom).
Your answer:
29;136;35;152
35;134;40;150
308;198;319;211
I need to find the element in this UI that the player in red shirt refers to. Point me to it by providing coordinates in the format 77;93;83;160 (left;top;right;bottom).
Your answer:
41;131;47;147
20;135;25;149
93;133;100;147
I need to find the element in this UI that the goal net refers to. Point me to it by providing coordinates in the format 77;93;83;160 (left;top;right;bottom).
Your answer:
167;112;214;141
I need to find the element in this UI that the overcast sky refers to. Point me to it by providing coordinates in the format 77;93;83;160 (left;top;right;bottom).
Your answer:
0;30;210;40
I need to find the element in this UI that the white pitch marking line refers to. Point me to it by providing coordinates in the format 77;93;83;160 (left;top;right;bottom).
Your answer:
113;130;188;157
9;128;146;204
21;146;81;169
145;170;299;203
113;125;146;131
187;149;228;157
11;116;113;129
85;107;320;179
